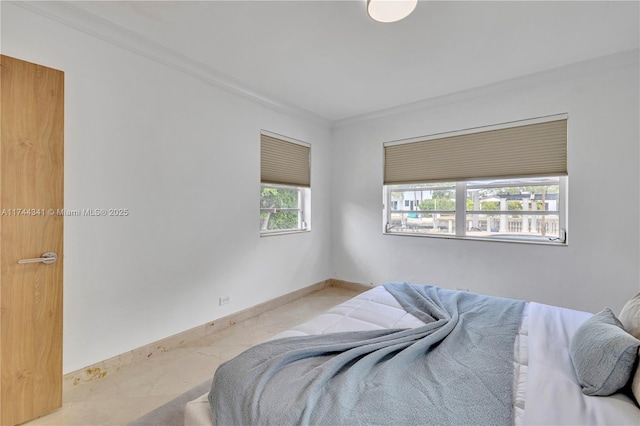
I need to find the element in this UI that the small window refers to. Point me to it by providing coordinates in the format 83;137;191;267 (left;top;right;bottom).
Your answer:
260;131;311;235
260;184;309;233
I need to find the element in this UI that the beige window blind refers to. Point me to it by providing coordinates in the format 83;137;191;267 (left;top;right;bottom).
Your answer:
261;133;310;187
384;118;567;185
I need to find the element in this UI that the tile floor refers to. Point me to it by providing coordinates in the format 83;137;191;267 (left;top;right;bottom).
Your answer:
24;286;362;426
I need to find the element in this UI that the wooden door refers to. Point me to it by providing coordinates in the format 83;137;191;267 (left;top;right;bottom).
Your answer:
0;55;64;426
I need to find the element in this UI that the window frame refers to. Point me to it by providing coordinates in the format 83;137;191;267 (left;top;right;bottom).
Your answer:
260;130;311;237
383;177;567;246
260;184;310;236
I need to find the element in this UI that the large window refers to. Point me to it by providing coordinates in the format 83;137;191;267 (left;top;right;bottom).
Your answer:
385;177;566;243
260;131;310;235
383;116;568;244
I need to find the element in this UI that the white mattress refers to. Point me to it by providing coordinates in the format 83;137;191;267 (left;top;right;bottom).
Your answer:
185;286;640;426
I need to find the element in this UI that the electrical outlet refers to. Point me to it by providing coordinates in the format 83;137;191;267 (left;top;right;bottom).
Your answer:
219;296;231;306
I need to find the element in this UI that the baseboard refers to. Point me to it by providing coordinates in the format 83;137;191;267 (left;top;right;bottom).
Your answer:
65;278;369;386
327;278;374;293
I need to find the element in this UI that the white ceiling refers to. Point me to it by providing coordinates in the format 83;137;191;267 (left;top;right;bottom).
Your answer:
68;0;639;122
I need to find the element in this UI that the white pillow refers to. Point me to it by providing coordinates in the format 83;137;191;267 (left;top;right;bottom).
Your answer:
619;292;640;339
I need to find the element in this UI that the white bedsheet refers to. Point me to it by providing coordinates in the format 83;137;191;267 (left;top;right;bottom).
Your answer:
185;287;640;426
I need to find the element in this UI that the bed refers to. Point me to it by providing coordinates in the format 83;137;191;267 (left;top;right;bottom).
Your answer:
132;283;640;425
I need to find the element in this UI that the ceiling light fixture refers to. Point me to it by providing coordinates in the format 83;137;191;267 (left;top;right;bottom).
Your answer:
367;0;418;23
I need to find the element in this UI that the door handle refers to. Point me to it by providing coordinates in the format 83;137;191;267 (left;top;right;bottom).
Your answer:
18;252;58;265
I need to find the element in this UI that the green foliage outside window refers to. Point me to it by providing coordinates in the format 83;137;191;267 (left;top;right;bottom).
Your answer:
418;198;456;211
477;201;524;211
260;187;299;230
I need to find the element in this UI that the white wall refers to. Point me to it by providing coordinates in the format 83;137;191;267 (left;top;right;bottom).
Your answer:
331;50;640;314
2;3;333;373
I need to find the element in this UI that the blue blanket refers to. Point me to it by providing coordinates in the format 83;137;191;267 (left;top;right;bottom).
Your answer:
209;283;525;425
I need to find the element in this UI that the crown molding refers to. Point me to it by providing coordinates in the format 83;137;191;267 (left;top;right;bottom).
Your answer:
333;48;640;129
12;1;331;129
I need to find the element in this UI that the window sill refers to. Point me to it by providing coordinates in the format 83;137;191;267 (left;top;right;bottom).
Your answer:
260;229;310;237
383;232;567;246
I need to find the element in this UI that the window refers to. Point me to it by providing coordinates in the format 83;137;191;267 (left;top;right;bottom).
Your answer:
260;184;308;233
387;182;456;234
260;131;310;235
385;177;566;242
466;177;564;241
383;116;568;244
